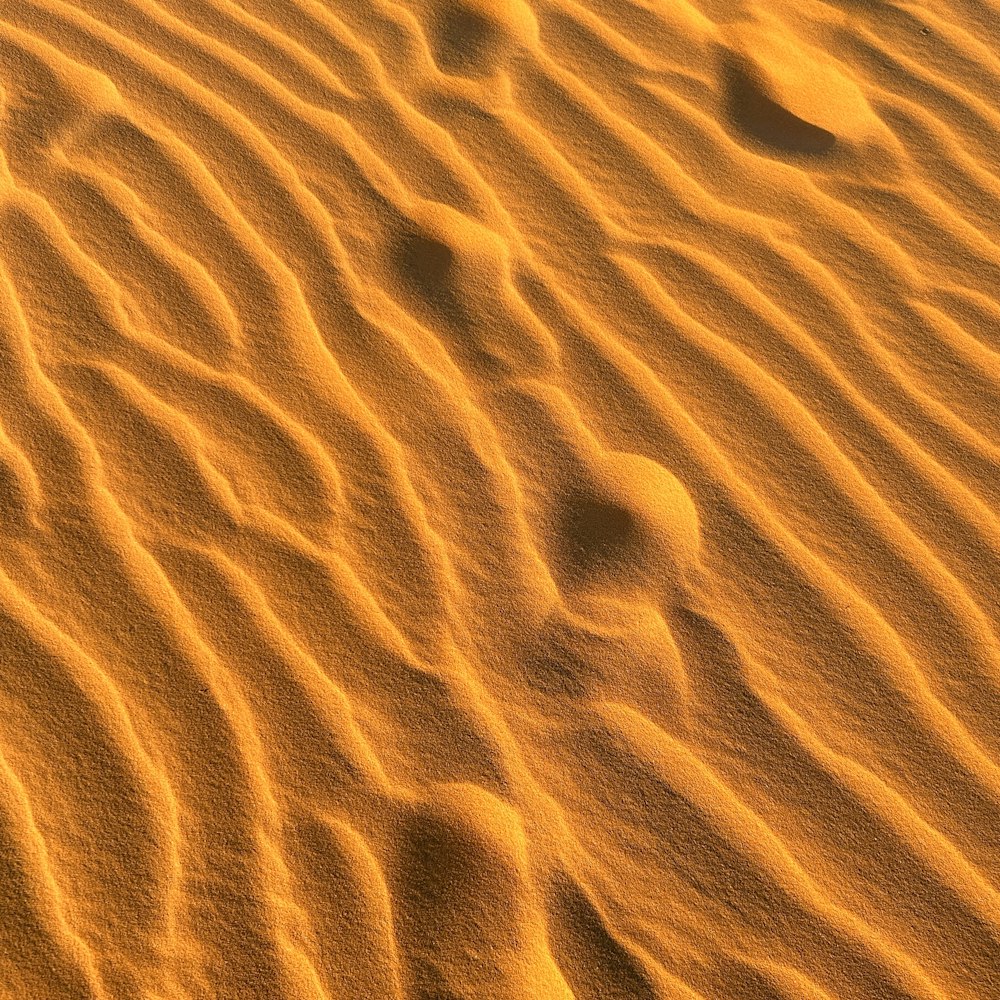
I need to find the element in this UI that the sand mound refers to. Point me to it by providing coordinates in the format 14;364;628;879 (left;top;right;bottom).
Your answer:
0;0;999;997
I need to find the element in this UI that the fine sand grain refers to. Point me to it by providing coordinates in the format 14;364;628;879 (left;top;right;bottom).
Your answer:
0;1;999;997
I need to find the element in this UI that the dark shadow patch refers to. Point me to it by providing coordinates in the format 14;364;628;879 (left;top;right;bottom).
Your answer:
395;809;511;923
391;806;520;995
545;873;658;1000
433;5;495;76
396;232;458;309
393;229;504;376
557;488;640;575
723;60;836;155
394;229;472;330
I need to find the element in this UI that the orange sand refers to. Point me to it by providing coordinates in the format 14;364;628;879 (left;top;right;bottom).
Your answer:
0;1;999;997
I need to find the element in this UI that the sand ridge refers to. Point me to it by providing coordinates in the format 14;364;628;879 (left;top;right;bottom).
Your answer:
0;0;999;997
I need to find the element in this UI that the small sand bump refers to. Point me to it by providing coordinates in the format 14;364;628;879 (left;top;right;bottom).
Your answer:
559;488;640;571
433;5;497;77
396;230;461;311
547;450;700;601
422;0;539;77
724;60;838;154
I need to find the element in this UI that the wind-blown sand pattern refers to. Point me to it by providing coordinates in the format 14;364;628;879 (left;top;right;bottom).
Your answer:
1;0;999;997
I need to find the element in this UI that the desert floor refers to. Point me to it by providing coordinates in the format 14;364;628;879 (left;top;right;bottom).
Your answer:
0;1;999;998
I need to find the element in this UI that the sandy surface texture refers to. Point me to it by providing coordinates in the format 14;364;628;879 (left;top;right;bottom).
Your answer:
0;1;999;997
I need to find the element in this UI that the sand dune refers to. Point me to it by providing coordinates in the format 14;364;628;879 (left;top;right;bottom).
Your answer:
0;0;998;996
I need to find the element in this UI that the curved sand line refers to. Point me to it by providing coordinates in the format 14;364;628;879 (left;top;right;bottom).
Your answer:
0;0;999;997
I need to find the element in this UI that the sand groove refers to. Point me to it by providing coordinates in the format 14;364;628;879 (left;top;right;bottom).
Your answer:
0;0;999;997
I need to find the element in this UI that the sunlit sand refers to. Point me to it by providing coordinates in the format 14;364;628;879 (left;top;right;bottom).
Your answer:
0;1;998;997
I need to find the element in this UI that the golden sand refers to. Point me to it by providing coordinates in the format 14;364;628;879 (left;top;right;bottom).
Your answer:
0;1;998;997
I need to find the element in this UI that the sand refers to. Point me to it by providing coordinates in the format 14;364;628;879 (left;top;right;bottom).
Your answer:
0;0;998;997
